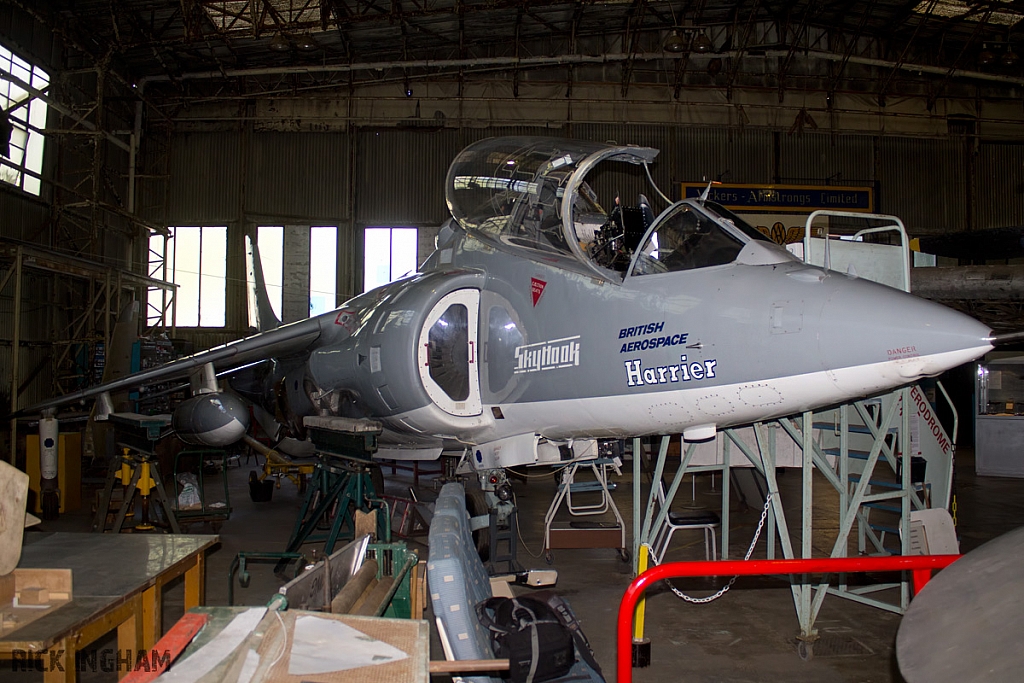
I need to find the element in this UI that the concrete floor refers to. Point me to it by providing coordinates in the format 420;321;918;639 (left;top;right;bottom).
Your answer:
11;446;1021;682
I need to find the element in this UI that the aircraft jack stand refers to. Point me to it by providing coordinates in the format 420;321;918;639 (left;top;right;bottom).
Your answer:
274;416;388;575
94;448;181;534
281;457;389;563
486;506;524;575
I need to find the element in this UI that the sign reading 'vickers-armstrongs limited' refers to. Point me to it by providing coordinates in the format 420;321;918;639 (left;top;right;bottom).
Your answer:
681;183;873;213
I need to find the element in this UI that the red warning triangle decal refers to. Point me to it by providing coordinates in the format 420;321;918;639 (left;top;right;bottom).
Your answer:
531;278;547;306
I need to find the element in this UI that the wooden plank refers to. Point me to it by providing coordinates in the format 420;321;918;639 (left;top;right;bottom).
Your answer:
116;600;139;681
347;578;379;615
120;612;208;683
41;636;74;683
141;585;160;651
330;560;378;614
408;561;425;620
183;554;204;610
429;658;511;673
0;573;15;606
353;577;395;617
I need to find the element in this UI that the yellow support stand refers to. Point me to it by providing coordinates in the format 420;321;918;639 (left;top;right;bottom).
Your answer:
95;448;180;533
632;543;651;667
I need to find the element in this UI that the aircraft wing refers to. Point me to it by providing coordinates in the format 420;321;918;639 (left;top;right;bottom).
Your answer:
13;315;326;417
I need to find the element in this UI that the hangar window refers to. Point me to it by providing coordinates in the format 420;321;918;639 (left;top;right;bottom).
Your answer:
255;226;284;321
364;227;418;292
250;226;337;321
148;226;227;327
0;45;48;196
310;226;337;316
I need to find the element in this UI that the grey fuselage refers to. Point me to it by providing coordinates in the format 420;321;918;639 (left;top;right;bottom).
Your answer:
289;212;989;458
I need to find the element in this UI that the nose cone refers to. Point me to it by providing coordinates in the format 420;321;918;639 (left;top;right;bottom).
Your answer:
818;276;991;392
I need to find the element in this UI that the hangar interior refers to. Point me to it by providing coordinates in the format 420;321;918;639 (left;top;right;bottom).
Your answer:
1;1;1024;681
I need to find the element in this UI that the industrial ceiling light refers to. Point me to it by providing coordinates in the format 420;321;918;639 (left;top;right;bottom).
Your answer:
294;33;318;52
978;44;996;66
663;28;686;53
1002;46;1019;67
269;32;290;52
692;30;714;54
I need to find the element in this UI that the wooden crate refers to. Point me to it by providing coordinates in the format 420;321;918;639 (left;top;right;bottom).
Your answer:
0;568;73;635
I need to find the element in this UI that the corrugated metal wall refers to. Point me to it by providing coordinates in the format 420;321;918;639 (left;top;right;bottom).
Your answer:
674;127;775;186
877;137;967;234
355;129;460;226
161;131;351;224
247;133;351;223
0;191;49;240
976;142;1024;230
778;132;876;186
165;132;242;224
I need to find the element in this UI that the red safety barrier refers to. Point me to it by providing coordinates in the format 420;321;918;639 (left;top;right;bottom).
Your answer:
616;554;961;683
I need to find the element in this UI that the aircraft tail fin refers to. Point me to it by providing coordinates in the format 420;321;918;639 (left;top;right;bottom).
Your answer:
246;235;281;332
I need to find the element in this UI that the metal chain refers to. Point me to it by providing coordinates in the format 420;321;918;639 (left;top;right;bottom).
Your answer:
645;491;774;604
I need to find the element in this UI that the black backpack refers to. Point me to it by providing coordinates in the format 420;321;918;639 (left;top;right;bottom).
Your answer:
476;596;576;683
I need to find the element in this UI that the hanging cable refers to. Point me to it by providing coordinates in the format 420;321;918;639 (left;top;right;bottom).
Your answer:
511;491;545;558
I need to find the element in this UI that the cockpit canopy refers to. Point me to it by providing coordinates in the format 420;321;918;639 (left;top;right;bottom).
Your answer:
444;136;788;281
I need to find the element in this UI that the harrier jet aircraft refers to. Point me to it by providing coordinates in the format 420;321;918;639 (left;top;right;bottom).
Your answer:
17;137;993;476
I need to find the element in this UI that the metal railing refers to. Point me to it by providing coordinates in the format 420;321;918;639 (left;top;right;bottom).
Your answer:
616;554;961;683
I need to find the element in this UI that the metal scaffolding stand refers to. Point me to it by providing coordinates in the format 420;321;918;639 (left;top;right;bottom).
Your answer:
543;457;628;564
1;241;176;464
635;381;957;656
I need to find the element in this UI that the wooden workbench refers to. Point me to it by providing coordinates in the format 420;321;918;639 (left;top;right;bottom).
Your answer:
1;532;218;682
